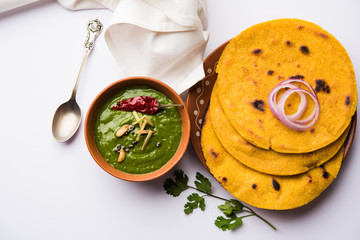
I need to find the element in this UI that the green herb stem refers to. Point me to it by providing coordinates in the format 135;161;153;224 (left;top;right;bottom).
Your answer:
243;206;277;230
239;214;254;220
188;186;228;201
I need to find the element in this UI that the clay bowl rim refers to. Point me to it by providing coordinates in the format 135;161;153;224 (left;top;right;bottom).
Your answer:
84;76;190;182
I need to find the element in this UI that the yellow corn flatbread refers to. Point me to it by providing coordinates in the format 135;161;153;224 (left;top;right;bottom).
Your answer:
216;18;357;153
201;111;344;210
210;82;349;175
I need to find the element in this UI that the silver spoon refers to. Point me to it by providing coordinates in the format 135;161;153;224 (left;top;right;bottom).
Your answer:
52;19;103;142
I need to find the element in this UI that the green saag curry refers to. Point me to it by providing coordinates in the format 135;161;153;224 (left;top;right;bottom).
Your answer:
94;86;182;174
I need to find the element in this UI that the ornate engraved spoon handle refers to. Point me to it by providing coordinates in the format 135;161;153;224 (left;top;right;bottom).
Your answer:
84;19;103;52
71;19;103;99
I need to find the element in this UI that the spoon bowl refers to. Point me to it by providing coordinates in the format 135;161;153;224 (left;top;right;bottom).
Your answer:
52;99;81;142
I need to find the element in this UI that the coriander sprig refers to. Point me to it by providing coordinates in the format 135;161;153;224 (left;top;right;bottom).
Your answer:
163;170;276;231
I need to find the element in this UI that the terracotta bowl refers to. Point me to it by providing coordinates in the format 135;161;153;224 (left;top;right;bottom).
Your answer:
84;77;190;182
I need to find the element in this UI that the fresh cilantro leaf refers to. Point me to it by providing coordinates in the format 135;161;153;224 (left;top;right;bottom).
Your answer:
218;200;244;217
215;214;243;231
194;172;212;193
184;193;205;214
163;170;189;197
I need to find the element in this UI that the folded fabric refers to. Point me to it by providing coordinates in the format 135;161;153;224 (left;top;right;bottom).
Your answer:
0;0;209;93
0;0;38;12
58;0;119;11
0;0;116;12
105;0;209;93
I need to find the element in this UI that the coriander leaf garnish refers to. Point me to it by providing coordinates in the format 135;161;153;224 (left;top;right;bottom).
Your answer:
184;193;205;214
163;170;189;197
215;214;244;231
163;170;276;231
194;172;212;194
218;200;243;216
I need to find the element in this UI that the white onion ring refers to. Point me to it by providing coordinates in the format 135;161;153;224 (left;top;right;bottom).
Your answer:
279;79;318;99
277;88;320;131
267;79;320;131
268;83;308;121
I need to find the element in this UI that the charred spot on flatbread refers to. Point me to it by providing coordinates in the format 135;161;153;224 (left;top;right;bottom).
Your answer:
307;174;313;183
252;184;257;189
321;165;330;179
286;40;292;46
345;96;351;106
252;48;262;55
289;75;304;79
315;79;330;93
272;179;281;191
300;45;310;54
314;31;329;39
252;100;265;112
210;149;218;158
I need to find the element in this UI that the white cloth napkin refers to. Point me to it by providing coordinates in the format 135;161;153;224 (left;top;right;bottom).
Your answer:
0;0;38;12
105;0;209;93
0;0;209;94
0;0;119;12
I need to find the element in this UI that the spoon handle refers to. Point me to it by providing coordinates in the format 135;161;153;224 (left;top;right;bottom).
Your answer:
84;19;103;52
71;19;103;100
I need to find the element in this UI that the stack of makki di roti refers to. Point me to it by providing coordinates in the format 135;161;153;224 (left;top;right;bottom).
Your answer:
201;19;357;210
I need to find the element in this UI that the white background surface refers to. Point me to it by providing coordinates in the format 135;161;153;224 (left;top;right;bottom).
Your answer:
1;0;360;239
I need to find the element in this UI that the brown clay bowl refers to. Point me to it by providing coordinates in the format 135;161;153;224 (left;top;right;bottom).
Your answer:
186;40;357;170
85;77;190;181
